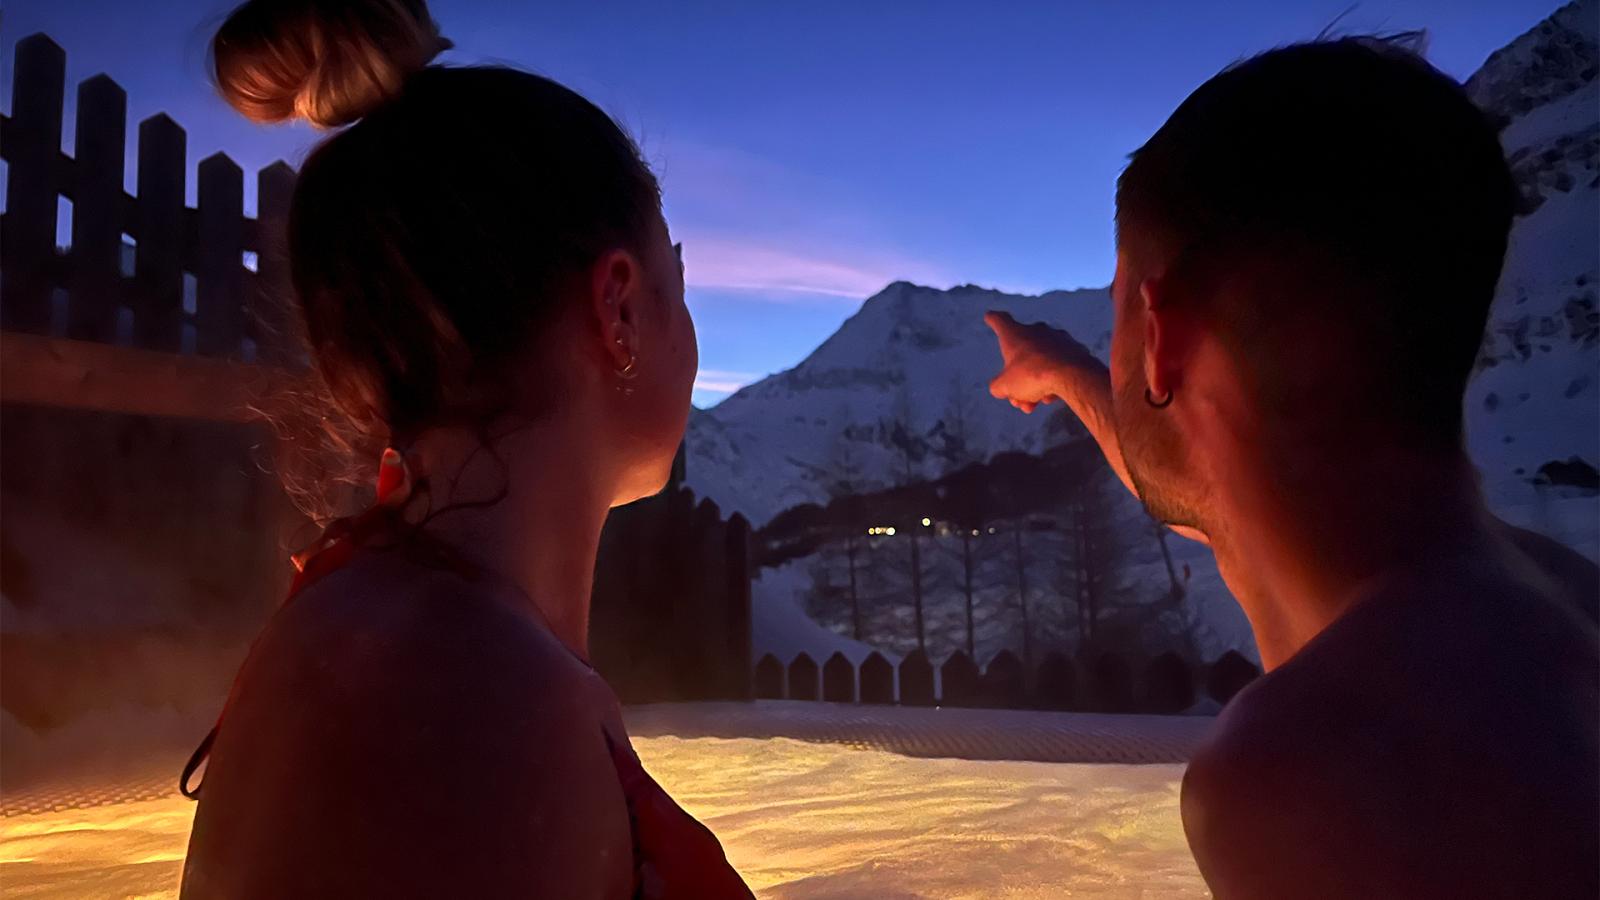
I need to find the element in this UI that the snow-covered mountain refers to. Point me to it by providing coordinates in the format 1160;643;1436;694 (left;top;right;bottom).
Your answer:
1463;0;1599;512
686;280;1259;664
688;282;1115;527
687;0;1600;667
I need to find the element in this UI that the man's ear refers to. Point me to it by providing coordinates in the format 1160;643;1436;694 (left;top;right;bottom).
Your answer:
588;248;643;373
1140;276;1185;401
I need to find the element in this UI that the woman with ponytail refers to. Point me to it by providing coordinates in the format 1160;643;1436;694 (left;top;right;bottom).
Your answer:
181;2;750;897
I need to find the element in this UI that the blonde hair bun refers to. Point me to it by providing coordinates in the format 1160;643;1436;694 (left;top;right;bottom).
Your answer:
212;0;450;129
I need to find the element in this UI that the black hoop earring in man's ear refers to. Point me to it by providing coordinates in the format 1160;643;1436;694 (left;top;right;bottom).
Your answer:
1145;387;1173;409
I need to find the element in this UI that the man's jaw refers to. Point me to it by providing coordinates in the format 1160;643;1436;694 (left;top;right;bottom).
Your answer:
1126;449;1204;530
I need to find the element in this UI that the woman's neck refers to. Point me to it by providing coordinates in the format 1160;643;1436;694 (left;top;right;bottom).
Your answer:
405;418;615;660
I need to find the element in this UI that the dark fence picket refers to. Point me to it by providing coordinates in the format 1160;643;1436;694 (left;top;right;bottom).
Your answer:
724;513;753;700
1;34;66;334
859;652;893;704
1090;653;1134;713
788;653;819;701
981;650;1027;709
132;114;185;352
250;160;298;366
66;74;127;343
1035;652;1076;710
195;153;246;358
940;651;979;707
898;649;934;706
1206;650;1260;706
822;652;855;703
754;654;784;699
681;498;728;698
1140;651;1195;714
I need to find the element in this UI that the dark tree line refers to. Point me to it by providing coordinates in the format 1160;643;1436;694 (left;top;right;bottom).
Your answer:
785;405;1166;663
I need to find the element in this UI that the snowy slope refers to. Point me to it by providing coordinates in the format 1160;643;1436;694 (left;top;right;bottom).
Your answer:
685;282;1259;664
688;2;1599;667
688;282;1114;527
1463;0;1599;517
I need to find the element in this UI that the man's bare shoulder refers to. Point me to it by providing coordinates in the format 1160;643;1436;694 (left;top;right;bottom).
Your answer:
1183;654;1399;813
1182;663;1466;899
1499;520;1600;624
1181;565;1600;899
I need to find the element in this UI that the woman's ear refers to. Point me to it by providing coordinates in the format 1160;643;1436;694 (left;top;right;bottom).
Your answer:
588;248;643;375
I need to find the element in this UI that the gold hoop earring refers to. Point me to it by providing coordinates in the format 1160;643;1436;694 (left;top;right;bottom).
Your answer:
614;336;639;380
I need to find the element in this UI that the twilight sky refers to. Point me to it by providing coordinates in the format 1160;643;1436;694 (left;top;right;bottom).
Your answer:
2;0;1549;406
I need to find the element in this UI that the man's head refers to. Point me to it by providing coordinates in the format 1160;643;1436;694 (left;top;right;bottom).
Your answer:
1108;35;1515;531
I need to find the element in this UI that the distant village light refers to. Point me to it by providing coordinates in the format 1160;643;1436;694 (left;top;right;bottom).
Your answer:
886;526;897;536
921;517;932;527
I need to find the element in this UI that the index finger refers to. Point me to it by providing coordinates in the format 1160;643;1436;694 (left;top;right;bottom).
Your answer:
984;309;1017;335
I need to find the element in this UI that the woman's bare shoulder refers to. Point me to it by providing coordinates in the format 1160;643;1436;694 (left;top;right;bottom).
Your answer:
187;551;632;897
265;551;592;691
218;548;610;781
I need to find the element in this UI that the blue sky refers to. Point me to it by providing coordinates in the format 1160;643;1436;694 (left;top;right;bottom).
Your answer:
2;0;1549;406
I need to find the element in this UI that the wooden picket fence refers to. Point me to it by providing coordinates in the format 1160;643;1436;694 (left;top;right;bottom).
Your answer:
0;32;751;747
0;33;313;742
754;648;1261;715
1;33;300;389
592;456;755;705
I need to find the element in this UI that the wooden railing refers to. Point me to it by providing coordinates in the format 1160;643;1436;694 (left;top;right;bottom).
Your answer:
2;32;301;374
0;331;295;422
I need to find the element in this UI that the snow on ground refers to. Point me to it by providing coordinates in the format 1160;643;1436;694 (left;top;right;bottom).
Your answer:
627;701;1212;764
652;738;1200;899
0;743;1202;900
0;704;1209;899
751;560;889;669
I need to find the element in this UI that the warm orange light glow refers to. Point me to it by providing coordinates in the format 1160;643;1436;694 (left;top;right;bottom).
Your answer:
1;737;1202;898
